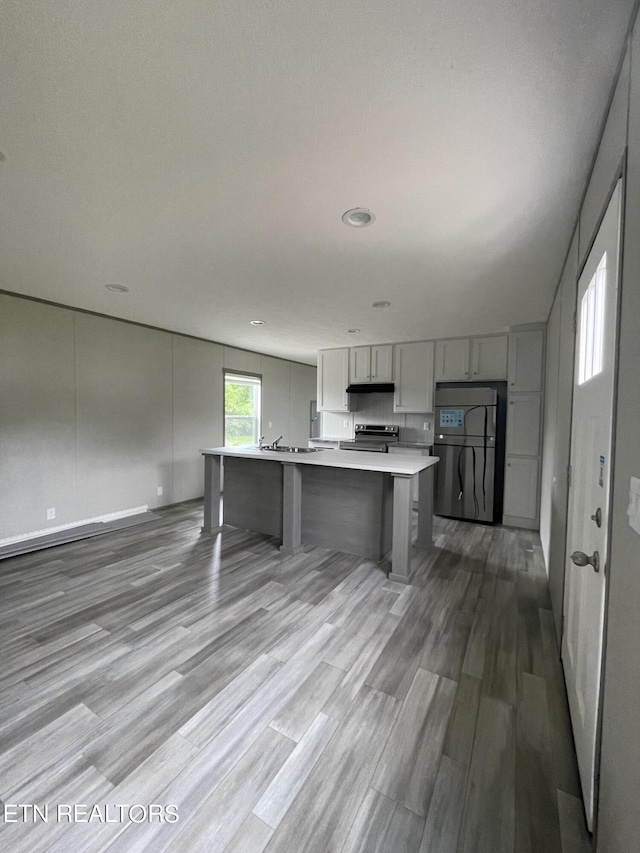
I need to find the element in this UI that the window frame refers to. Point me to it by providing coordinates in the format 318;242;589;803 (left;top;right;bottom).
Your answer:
223;369;263;447
578;251;607;386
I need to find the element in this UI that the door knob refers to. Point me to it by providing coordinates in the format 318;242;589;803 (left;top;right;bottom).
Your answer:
570;550;600;573
591;507;602;528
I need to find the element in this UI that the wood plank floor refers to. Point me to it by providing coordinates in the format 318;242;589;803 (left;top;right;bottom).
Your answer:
0;501;592;852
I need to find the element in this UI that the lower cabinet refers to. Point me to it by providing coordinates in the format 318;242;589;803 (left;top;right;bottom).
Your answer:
307;438;341;449
503;456;539;526
506;395;541;456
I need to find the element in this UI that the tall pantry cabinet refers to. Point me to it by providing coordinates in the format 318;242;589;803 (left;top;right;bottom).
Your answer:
503;328;545;528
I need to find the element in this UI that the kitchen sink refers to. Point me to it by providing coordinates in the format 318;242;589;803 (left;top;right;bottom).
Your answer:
270;446;324;453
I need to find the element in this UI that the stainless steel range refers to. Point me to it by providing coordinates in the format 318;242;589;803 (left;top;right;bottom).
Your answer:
340;424;400;453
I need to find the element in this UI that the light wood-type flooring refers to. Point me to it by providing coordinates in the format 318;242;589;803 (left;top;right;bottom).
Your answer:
0;501;591;852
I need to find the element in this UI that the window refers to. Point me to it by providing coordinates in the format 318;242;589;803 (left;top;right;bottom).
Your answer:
224;372;262;446
578;252;606;385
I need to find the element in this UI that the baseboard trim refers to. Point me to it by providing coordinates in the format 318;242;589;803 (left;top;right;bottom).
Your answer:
0;506;158;560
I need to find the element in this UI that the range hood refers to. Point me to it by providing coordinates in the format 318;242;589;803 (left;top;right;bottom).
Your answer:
346;383;395;394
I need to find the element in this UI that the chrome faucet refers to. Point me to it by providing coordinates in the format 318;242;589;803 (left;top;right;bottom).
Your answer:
259;435;283;450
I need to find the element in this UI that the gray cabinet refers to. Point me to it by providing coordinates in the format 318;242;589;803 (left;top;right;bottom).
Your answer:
317;348;350;412
393;341;434;413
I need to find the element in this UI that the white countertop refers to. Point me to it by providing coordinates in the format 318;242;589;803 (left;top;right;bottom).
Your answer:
201;446;439;475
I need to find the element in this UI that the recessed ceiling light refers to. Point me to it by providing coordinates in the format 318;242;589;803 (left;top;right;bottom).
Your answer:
371;300;391;309
347;328;361;334
342;208;376;227
250;319;266;326
105;284;129;293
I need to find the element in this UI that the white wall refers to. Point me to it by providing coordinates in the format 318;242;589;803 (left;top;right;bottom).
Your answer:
597;15;640;853
579;49;631;267
172;335;224;503
0;298;78;534
75;314;174;518
262;355;292;445
542;10;640;850
0;294;316;541
540;229;578;641
539;289;560;565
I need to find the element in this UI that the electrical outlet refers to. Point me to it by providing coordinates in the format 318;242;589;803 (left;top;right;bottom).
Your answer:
47;508;56;520
343;419;349;427
156;486;163;496
268;421;272;428
423;421;430;431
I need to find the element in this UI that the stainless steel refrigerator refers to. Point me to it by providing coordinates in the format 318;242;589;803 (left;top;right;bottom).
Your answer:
434;385;505;523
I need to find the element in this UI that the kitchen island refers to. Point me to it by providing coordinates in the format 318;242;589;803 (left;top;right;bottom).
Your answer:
201;446;439;583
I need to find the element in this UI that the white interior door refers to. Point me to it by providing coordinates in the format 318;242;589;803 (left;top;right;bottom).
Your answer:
562;180;621;830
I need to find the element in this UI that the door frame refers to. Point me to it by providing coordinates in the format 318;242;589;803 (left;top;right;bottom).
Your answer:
561;158;627;838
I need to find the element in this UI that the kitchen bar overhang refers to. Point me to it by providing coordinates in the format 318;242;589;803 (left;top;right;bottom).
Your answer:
201;446;439;584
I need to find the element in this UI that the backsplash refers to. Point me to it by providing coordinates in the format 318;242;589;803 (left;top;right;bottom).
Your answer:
403;413;434;444
319;411;354;439
320;394;434;443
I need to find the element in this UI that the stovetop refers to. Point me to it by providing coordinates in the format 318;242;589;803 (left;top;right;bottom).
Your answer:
340;424;400;452
353;423;400;439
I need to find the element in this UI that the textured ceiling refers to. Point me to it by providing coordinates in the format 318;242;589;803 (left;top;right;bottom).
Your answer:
0;0;635;364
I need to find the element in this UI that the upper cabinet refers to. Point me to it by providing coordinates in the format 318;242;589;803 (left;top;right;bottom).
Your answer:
393;341;434;413
508;329;544;392
349;345;393;384
317;348;350;412
470;336;508;380
434;338;470;381
435;335;508;382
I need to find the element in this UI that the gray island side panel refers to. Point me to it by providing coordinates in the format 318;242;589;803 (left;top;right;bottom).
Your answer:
201;448;438;581
416;465;435;550
280;462;303;555
300;466;393;560
388;474;414;584
222;456;283;537
202;453;222;534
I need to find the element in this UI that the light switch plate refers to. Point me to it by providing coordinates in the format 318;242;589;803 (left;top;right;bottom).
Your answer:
627;476;640;536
